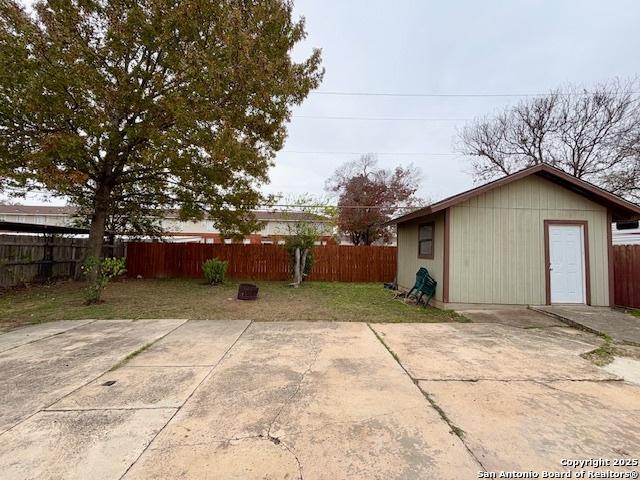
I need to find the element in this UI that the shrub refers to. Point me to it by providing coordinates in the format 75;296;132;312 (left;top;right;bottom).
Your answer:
203;258;228;285
81;256;126;304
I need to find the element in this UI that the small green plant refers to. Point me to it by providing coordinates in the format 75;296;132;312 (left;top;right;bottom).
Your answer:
82;256;126;304
202;258;228;285
581;334;616;367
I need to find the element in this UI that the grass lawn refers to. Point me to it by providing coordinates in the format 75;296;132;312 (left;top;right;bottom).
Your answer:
0;278;464;330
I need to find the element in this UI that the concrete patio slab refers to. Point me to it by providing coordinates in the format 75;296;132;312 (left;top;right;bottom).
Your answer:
127;319;251;366
123;322;480;480
458;307;565;328
0;319;94;353
124;439;301;480
281;407;470;480
532;305;640;346
0;408;176;480
50;366;210;410
604;357;640;386
371;323;611;381
0;319;185;433
420;379;640;472
2;318;638;479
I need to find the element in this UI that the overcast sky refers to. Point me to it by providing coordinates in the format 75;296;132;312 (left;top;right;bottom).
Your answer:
269;0;640;203
9;0;640;206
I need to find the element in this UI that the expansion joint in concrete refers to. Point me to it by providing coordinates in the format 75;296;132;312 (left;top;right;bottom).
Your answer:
117;320;254;480
43;406;179;412
0;320;187;439
366;323;489;472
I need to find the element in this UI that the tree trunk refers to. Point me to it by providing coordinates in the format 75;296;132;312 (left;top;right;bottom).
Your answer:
300;248;308;283
85;184;111;282
293;247;301;287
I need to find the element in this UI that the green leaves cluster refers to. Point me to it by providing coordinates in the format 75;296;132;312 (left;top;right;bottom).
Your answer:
81;256;126;304
202;258;228;285
0;0;323;248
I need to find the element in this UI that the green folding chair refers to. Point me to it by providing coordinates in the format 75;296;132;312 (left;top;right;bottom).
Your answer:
406;267;428;300
416;272;437;307
405;267;437;307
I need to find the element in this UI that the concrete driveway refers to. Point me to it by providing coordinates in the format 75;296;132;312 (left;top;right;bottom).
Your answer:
0;318;638;479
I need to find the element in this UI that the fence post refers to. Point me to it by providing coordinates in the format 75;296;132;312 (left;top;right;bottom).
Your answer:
38;234;54;281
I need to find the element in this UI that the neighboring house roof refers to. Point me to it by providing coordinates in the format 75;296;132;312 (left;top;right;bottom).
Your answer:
0;205;78;215
164;210;327;222
0;220;93;235
0;205;326;222
389;163;640;225
253;211;329;222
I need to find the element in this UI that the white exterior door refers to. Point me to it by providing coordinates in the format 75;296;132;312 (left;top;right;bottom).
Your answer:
548;224;586;304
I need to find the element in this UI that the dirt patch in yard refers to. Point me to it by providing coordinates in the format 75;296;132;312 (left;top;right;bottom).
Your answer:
0;278;463;327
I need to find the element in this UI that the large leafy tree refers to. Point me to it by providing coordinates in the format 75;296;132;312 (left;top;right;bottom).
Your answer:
457;79;640;203
326;154;423;245
0;0;323;273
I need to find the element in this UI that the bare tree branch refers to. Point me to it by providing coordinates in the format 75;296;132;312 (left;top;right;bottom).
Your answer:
457;79;640;202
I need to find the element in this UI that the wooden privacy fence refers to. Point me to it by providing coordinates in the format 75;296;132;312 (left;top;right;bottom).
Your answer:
0;235;85;288
126;242;397;283
613;245;640;308
0;235;124;288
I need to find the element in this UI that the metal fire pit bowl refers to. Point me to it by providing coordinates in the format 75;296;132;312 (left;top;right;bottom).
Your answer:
237;283;259;300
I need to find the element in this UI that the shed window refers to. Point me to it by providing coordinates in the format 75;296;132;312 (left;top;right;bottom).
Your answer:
418;222;434;259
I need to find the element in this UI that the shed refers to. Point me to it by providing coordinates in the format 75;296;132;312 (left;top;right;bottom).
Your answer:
390;164;640;308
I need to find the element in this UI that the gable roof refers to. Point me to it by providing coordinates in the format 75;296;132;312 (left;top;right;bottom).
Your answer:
390;163;640;224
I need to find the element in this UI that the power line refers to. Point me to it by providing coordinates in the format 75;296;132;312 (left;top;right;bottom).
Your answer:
264;204;421;210
292;114;469;121
279;150;459;156
309;90;640;98
311;91;543;98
